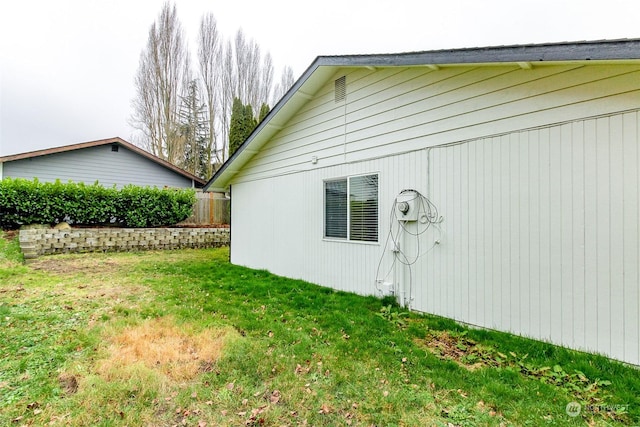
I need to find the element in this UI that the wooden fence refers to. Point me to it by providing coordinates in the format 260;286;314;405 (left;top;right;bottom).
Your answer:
180;192;230;225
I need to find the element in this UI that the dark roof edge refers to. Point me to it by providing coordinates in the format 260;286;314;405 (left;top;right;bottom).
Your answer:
0;137;206;186
316;38;640;66
203;58;324;191
203;38;640;191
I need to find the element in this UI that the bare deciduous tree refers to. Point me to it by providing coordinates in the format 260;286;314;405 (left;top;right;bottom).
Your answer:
132;4;293;169
197;12;223;174
130;2;191;166
260;53;274;109
233;29;273;121
218;40;236;161
271;65;295;106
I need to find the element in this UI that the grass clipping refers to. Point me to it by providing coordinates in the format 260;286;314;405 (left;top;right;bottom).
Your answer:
95;317;232;383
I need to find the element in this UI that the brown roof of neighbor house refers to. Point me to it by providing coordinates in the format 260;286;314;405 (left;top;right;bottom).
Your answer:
0;137;206;187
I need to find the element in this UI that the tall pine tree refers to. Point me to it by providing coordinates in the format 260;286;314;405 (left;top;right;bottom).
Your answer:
178;80;209;178
228;97;258;157
228;98;245;157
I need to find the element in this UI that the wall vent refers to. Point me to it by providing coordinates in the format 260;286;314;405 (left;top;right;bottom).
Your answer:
111;145;119;152
334;76;346;102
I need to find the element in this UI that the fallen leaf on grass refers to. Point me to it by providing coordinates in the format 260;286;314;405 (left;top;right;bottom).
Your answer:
270;390;281;404
318;404;332;414
251;405;267;416
295;364;310;375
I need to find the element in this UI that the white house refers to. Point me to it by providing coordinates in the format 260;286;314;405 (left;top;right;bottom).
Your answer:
204;39;640;365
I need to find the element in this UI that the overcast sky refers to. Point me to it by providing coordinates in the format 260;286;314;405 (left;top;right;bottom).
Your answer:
1;0;639;156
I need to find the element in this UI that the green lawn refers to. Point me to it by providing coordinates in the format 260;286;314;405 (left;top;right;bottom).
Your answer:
0;235;638;426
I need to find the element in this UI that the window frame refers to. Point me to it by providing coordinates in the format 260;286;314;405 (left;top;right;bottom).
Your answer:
323;172;379;244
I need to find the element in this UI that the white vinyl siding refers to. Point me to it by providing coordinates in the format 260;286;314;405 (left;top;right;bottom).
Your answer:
229;63;640;365
421;112;640;364
232;64;640;184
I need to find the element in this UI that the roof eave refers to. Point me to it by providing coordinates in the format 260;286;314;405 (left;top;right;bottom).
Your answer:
203;38;640;191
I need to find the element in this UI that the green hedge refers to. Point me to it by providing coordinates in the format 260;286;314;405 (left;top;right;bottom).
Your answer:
0;178;196;230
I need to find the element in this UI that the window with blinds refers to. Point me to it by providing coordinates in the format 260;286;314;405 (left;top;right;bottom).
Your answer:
324;179;348;238
324;173;378;242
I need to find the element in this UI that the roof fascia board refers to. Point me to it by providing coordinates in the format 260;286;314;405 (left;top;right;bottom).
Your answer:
0;137;124;162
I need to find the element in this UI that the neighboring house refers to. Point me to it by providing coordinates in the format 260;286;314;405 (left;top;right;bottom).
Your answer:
0;137;205;189
204;39;640;365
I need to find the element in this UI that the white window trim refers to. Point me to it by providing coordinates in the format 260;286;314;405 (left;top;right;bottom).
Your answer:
323;172;379;244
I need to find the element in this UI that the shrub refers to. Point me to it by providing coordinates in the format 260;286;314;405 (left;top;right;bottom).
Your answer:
0;178;196;230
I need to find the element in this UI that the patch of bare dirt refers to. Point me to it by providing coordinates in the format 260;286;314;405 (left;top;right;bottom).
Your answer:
95;317;236;382
28;256;135;275
58;373;79;395
0;284;25;295
1;230;19;240
418;330;487;371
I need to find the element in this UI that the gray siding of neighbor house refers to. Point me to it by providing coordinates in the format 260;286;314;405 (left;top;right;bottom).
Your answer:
3;144;194;188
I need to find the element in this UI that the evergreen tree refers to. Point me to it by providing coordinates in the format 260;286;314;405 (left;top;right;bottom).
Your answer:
258;103;270;123
244;104;257;135
228;98;260;157
228;98;245;157
178;80;209;178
